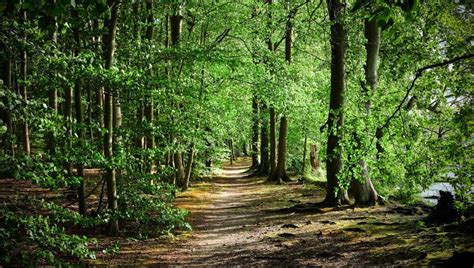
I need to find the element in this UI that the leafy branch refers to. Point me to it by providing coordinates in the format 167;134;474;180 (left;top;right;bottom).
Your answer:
378;53;474;132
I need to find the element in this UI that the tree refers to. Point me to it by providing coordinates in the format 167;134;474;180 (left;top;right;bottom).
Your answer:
324;0;349;205
268;1;294;183
349;19;380;206
102;0;120;234
73;8;87;215
20;6;30;155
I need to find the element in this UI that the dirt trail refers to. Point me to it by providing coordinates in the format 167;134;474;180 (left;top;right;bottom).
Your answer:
95;158;473;266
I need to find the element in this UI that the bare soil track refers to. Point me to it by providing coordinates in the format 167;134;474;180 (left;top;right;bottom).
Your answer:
90;157;474;266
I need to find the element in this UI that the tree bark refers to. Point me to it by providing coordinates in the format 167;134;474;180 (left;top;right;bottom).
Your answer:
269;116;291;183
269;106;276;176
258;103;269;175
324;0;349;205
251;95;259;169
73;15;87;215
20;8;30;155
310;144;320;171
229;138;234;165
350;19;380;207
269;2;292;183
102;0;120;235
242;142;248;156
184;144;194;188
301;132;307;176
145;0;155;164
174;152;186;189
46;8;58;153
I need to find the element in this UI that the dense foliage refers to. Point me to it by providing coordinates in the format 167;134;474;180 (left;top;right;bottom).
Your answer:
0;0;472;265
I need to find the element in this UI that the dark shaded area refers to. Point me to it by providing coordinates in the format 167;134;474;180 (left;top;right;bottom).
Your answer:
426;190;459;225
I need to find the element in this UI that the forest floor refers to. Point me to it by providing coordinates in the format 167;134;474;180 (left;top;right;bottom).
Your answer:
91;157;474;266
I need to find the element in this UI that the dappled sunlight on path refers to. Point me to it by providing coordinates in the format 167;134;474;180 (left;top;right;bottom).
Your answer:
93;157;474;266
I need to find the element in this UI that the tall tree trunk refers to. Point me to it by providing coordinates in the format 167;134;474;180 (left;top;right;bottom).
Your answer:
92;19;105;154
251;95;259;169
170;6;186;188
102;0;120;235
46;9;58;153
269;2;292;182
242;142;248;156
184;144;194;188
258;103;269;175
269;116;290;182
133;2;144;151
309;144;320;172
73;15;87;215
324;0;349;205
269;106;276;176
20;8;30;155
145;0;155;170
301;132;307;176
174;152;186;188
350;19;380;206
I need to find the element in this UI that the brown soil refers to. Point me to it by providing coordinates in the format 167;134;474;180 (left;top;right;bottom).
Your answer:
90;157;474;266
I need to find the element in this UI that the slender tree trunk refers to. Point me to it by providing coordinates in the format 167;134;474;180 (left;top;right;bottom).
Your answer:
302;132;307;176
20;8;30;155
92;19;105;154
251;95;259;168
102;0;120;235
184;144;194;188
242;142;248;156
170;8;186;188
269;2;292;182
350;19;380;206
145;0;155;171
73;16;87;215
269;116;291;183
310;144;320;172
46;10;58;153
174;152;186;188
269;106;276;176
258;103;269;175
133;2;144;151
324;0;349;205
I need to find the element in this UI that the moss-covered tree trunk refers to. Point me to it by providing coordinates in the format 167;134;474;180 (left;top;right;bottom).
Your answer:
324;0;349;205
350;19;380;206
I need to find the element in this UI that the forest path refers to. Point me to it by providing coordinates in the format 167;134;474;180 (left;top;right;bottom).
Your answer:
94;158;471;266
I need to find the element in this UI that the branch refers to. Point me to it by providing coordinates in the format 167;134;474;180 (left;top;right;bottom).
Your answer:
274;0;315;51
212;28;231;45
378;53;474;132
319;119;328;132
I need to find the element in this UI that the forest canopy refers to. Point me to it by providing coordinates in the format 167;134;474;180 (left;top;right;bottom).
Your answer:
0;0;472;265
